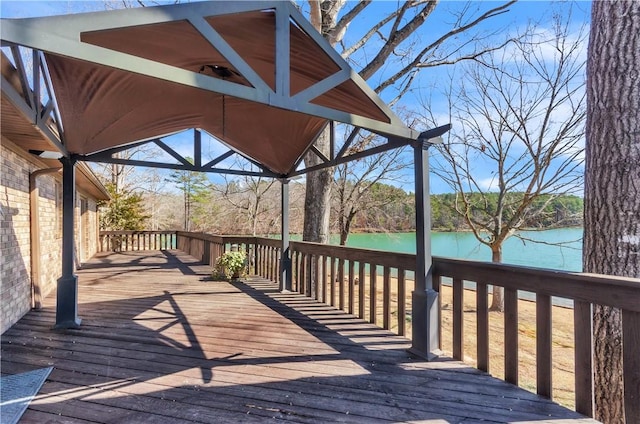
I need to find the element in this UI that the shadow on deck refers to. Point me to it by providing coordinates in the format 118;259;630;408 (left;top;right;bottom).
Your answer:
1;250;597;423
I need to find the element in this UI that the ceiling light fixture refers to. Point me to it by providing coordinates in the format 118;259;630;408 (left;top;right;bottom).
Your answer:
199;65;241;139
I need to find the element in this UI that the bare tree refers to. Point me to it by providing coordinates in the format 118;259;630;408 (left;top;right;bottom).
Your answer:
215;174;279;236
333;132;412;245
431;16;587;311
303;0;518;243
584;2;640;421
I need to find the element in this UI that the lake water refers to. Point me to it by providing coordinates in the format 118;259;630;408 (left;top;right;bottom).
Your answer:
337;228;583;272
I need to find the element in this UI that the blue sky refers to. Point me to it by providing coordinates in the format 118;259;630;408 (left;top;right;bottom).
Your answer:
1;0;591;194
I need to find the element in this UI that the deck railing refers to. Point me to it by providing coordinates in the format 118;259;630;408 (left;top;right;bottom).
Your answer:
289;240;415;336
99;230;177;252
99;230;640;420
175;232;282;282
433;258;640;419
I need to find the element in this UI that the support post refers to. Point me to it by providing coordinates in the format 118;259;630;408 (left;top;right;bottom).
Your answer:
409;140;440;360
55;156;81;329
194;129;202;168
280;179;292;292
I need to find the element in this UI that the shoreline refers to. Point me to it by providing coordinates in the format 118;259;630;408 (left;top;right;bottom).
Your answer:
347;225;583;234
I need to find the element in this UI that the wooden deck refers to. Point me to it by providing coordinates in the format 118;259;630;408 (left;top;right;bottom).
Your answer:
1;250;597;423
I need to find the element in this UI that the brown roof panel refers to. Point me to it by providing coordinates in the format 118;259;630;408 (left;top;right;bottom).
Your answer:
81;20;252;88
45;54;326;174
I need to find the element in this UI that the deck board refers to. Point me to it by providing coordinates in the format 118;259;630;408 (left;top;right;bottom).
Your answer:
1;250;597;423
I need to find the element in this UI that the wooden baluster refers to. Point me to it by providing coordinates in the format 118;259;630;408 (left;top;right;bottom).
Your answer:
290;251;295;289
314;256;320;300
256;245;261;276
263;245;268;279
291;251;300;292
504;287;519;385
276;248;281;285
330;257;336;307
348;261;355;315
382;267;391;330
477;282;489;372
301;251;306;293
303;254;310;295
321;255;327;303
370;264;377;325
398;269;406;336
335;259;342;310
536;293;552;399
305;254;312;296
358;262;365;320
574;300;593;417
453;277;464;361
272;246;276;282
266;246;270;279
434;273;442;350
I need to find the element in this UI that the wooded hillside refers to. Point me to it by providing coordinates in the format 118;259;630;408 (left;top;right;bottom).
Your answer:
107;178;583;235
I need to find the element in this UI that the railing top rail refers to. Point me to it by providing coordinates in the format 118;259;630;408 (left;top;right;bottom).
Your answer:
291;240;416;271
100;230;177;235
174;233;282;248
253;237;283;248
433;256;640;313
176;231;226;243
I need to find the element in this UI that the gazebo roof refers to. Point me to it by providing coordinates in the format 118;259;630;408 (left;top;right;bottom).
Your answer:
1;1;426;177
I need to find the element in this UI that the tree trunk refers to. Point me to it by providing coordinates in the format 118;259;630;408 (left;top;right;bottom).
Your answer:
489;246;504;312
584;2;640;422
339;214;351;246
303;128;333;243
303;1;343;244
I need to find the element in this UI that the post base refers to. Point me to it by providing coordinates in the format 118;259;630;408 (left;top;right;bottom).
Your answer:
54;318;82;330
407;346;441;362
55;274;81;329
410;289;440;361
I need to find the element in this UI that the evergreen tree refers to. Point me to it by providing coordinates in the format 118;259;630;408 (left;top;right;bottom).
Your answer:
166;158;211;231
99;183;149;230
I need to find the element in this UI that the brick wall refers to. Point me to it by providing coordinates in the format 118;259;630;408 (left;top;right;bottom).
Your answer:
1;141;35;333
1;139;103;333
37;169;62;308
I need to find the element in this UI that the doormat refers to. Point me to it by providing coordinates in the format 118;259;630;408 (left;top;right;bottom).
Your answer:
1;367;53;424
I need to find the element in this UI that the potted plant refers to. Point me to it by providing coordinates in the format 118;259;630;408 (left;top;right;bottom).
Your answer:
214;251;247;280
